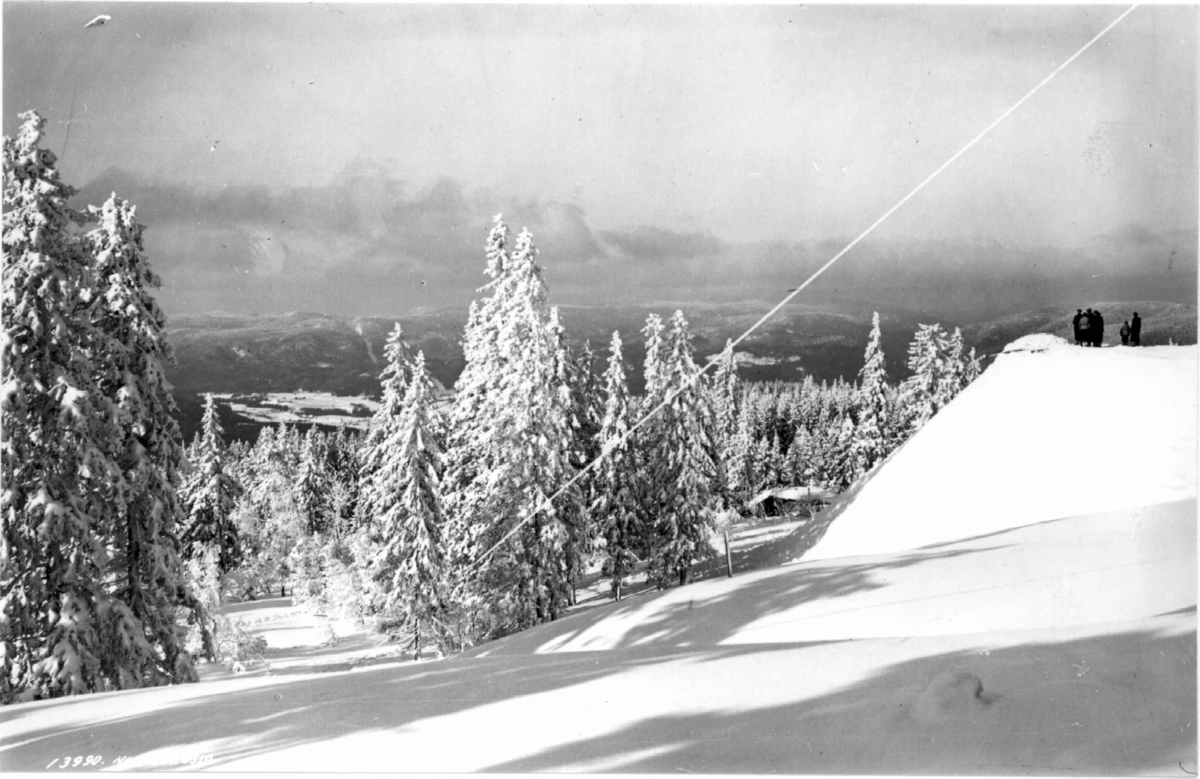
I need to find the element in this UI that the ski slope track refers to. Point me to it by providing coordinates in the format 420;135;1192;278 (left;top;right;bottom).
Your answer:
0;339;1195;774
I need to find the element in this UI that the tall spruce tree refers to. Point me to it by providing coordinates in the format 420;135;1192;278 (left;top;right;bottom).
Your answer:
358;324;412;526
442;217;577;636
84;193;204;690
550;309;594;606
963;346;983;386
710;340;741;448
901;323;950;433
831;415;857;491
593;331;641;600
641;313;667;406
940;327;967;402
295;428;330;535
181;394;243;572
849;312;892;480
644;311;718;588
365;352;447;652
726;401;758;501
2;113;202;702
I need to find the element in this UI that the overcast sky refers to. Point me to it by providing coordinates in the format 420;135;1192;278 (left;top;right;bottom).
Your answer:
4;3;1196;317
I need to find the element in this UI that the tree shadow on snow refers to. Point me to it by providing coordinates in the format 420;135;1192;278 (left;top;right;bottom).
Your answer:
1;647;675;770
482;626;1197;775
2;540;1003;771
475;539;1007;657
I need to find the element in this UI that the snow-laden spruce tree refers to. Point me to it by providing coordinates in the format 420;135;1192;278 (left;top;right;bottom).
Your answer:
784;426;813;485
592;331;642;600
644;310;719;588
358;324;411;506
725;400;758;502
566;339;604;603
940;327;966;403
364;352;447;652
963;346;983;386
830;414;858;491
629;312;669;545
641;313;668;406
442;216;578;636
181;394;243;572
2;111;113;702
710;340;740;447
357;324;411;525
1;112;202;702
899;323;982;436
84;193;205;689
848;312;892;481
550;309;595;606
295;427;330;535
235;424;302;598
900;323;950;434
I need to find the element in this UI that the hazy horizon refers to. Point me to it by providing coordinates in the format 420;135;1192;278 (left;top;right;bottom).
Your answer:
5;3;1196;320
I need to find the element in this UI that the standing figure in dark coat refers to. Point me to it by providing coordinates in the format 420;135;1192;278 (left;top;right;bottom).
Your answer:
1131;312;1142;346
1120;321;1131;345
1079;309;1092;346
1092;310;1104;347
1072;309;1083;345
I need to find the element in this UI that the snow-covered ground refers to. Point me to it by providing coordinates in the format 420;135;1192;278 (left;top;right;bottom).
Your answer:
213;391;380;430
0;341;1194;774
801;339;1197;562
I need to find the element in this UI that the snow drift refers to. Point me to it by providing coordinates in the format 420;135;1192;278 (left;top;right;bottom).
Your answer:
798;338;1197;562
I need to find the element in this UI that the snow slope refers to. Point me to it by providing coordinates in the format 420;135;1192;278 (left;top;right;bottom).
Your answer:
798;339;1197;562
0;339;1194;774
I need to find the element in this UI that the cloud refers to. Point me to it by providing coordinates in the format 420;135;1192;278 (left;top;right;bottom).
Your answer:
70;164;626;313
499;199;609;264
67;165;1195;320
599;225;726;262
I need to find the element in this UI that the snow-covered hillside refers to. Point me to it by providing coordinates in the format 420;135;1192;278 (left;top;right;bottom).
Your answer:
0;339;1194;774
798;338;1196;562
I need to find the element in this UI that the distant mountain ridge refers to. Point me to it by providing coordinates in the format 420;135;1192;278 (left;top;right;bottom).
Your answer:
166;300;1196;442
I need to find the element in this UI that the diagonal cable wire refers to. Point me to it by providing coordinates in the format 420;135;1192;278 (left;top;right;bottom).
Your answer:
467;4;1139;573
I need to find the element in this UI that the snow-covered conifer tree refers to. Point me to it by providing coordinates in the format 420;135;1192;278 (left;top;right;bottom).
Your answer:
237;424;301;597
550;310;595;606
84;193;204;690
592;331;641;600
752;436;774;491
963;346;983;386
365;352;447;651
940;327;966;401
295;428;330;535
831;415;857;490
765;430;785;488
3;111;115;702
644;310;718;588
2;114;202;701
441;217;577;636
901;323;950;433
641;313;667;407
358;324;412;525
181;394;243;572
710;340;741;449
849;312;892;479
785;426;813;485
726;401;758;501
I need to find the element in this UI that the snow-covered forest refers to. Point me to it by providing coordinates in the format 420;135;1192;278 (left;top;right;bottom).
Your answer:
2;111;983;704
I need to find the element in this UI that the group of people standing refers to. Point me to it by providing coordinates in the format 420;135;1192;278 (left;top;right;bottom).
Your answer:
1073;308;1141;347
